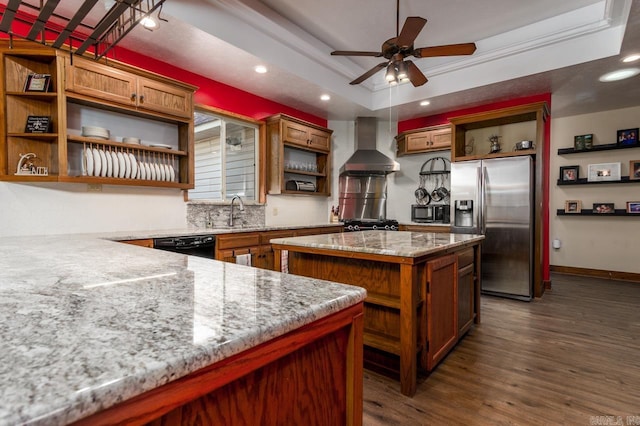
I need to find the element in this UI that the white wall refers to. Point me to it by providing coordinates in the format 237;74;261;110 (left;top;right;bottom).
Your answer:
0;182;186;237
550;105;640;273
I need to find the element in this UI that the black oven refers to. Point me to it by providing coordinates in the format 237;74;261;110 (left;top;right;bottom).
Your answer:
343;219;399;232
153;235;216;258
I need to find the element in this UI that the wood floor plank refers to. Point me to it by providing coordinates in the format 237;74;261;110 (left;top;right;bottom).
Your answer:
363;273;640;425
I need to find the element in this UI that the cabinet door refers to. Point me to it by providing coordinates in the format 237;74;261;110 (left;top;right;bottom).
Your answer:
425;254;458;370
429;127;452;150
136;77;193;118
457;263;475;335
308;127;331;152
281;119;310;148
405;132;431;152
65;57;136;106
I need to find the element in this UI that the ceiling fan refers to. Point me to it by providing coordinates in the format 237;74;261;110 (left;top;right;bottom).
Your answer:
331;0;477;87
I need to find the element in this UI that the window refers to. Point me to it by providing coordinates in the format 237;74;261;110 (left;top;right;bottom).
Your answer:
189;108;259;201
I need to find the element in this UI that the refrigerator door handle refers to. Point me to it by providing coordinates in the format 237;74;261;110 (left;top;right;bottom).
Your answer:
476;166;483;233
481;166;488;234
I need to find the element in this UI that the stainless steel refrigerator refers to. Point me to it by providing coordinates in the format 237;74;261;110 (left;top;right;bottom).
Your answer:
450;156;533;300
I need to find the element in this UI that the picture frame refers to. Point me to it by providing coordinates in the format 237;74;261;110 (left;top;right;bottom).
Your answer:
617;128;638;147
629;160;640;180
564;200;581;213
587;162;621;182
560;165;579;182
574;134;593;151
593;203;615;214
627;202;640;214
23;73;51;92
24;116;51;133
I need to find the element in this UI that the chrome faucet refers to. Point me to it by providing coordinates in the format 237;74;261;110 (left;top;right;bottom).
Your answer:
228;195;245;227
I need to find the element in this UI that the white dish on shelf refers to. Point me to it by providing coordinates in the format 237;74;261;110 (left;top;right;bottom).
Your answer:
164;164;171;182
111;151;119;178
168;164;176;182
98;149;108;177
154;163;161;181
128;153;138;179
149;162;156;180
148;143;173;150
82;126;110;140
92;148;102;177
144;162;152;180
85;148;93;176
117;152;126;178
123;152;131;179
139;161;146;180
105;150;113;178
159;162;166;181
123;137;141;144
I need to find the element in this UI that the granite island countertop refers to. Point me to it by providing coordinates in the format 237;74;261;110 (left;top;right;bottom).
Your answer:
0;235;366;425
271;230;484;258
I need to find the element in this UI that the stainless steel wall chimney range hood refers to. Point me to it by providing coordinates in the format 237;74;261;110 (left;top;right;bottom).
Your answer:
339;117;400;175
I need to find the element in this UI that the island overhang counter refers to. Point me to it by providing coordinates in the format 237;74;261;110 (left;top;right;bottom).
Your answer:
270;230;484;397
0;235;366;425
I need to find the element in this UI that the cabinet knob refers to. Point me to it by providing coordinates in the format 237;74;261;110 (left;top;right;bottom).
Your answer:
139;95;144;103
131;93;136;100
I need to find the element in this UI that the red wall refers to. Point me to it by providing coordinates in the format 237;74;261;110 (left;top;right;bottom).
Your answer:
399;93;553;285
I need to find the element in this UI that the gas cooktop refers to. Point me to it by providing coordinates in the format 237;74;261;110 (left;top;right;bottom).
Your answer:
342;219;399;232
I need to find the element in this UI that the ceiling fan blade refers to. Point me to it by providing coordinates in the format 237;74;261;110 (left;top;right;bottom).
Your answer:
350;62;388;85
331;50;383;57
413;43;477;58
396;17;427;48
406;60;428;87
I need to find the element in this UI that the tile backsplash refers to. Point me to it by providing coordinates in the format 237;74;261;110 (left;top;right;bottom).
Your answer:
187;202;265;229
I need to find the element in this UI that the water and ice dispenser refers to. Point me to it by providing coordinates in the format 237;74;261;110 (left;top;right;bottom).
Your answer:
454;200;474;228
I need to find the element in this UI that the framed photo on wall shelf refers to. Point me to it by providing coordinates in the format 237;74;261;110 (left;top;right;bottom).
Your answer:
587;162;621;182
629;160;640;180
617;128;638;147
564;200;581;213
574;134;593;151
560;165;579;182
23;73;51;92
593;203;615;214
627;202;640;213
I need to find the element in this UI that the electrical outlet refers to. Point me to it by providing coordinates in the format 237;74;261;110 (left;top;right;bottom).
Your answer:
87;183;102;192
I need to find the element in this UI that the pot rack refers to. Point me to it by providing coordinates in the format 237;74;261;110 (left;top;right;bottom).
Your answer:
419;156;450;175
0;0;165;60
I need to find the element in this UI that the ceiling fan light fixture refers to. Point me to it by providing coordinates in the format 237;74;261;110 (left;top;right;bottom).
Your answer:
385;63;398;82
396;61;408;80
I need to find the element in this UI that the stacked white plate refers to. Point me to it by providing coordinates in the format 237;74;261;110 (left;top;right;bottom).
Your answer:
82;126;110;140
123;137;141;144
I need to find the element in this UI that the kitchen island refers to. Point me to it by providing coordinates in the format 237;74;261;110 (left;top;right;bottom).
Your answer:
271;231;484;397
0;236;365;425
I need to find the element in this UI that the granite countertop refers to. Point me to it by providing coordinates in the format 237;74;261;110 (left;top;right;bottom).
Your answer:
271;230;484;258
0;235;366;425
92;223;343;241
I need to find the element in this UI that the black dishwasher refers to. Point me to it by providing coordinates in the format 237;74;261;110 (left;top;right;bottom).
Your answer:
153;235;216;258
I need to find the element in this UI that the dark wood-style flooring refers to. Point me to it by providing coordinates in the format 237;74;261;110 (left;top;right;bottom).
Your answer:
362;273;640;425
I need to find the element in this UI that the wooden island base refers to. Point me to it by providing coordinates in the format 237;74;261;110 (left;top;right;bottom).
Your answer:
272;232;482;397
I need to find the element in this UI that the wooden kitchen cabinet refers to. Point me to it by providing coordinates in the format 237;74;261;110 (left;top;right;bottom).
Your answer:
65;56;193;119
266;114;332;196
396;124;451;156
1;41;195;189
424;254;458;371
456;247;476;336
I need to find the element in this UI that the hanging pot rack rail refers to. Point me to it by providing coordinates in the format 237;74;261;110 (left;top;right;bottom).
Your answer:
0;0;165;60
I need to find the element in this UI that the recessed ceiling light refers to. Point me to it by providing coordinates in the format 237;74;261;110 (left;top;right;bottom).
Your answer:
420;100;431;106
320;94;331;101
622;54;640;63
254;65;267;74
598;68;640;82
